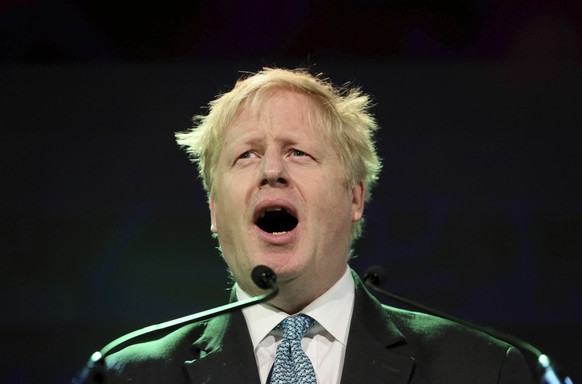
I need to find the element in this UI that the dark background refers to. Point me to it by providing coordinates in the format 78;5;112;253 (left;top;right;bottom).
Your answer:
1;1;580;383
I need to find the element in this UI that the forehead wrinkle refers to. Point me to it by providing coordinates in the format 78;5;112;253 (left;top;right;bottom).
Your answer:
222;106;265;151
221;90;342;172
234;96;319;146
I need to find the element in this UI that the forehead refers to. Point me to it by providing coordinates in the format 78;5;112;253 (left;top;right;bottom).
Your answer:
246;89;321;120
224;89;327;140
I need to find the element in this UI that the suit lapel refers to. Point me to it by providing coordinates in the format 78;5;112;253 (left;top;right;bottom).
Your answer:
340;272;416;384
183;309;261;384
183;273;415;384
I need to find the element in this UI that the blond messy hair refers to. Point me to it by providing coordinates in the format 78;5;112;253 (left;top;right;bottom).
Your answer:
175;67;382;242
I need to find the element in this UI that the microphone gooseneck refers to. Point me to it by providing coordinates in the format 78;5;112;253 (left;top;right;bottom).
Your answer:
74;265;278;384
363;265;573;384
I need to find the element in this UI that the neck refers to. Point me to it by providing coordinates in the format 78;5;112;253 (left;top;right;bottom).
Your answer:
269;287;318;314
268;268;347;314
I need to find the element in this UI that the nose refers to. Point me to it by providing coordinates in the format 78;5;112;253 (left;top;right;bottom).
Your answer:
260;150;288;187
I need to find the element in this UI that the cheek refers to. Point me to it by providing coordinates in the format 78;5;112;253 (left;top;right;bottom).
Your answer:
209;182;230;232
211;177;250;233
313;179;353;224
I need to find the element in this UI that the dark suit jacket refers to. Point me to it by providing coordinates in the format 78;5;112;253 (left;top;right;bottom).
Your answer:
104;273;534;383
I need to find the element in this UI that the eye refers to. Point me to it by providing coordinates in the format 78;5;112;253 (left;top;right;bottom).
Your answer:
238;150;256;159
291;149;306;157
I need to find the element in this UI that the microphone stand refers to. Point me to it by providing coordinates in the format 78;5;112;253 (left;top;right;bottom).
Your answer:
73;266;278;384
363;266;573;384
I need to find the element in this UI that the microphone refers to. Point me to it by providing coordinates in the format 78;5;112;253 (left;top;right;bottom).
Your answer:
363;265;573;384
252;264;278;289
74;265;278;384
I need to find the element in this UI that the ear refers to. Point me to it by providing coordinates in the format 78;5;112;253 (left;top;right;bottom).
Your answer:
351;180;365;222
209;198;218;233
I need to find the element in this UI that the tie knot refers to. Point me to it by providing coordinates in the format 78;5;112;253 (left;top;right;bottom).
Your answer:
277;314;315;341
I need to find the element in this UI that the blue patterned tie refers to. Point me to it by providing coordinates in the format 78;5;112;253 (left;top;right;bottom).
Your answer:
269;314;317;384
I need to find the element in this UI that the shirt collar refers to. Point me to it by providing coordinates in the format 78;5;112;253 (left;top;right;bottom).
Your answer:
237;266;355;349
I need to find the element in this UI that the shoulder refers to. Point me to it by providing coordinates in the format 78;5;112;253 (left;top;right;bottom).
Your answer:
385;305;498;346
103;316;220;382
350;273;535;383
106;322;202;363
352;275;522;358
381;305;535;383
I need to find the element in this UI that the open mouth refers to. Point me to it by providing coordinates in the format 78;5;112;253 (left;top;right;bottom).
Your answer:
255;207;298;235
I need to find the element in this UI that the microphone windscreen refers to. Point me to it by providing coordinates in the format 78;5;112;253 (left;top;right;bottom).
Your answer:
251;265;277;289
363;265;387;286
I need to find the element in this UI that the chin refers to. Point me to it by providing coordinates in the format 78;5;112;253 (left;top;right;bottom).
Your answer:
271;262;309;283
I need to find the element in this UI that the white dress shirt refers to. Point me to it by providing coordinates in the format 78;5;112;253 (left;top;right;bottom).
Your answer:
236;266;355;384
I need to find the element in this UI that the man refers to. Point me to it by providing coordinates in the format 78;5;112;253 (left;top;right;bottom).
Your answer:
103;68;534;383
